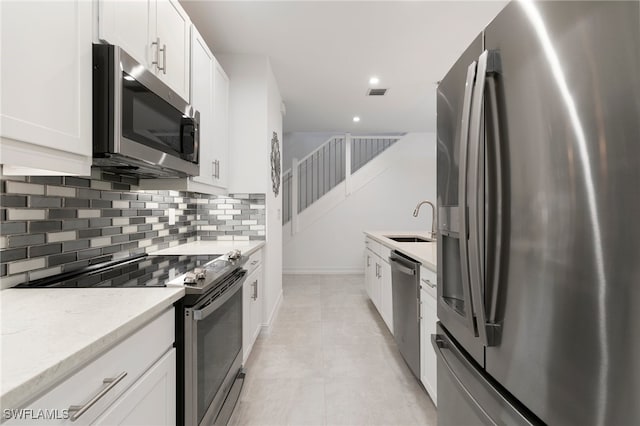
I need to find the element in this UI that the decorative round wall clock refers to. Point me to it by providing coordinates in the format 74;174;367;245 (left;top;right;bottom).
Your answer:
270;131;281;197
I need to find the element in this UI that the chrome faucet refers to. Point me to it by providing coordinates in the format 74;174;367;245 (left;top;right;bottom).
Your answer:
413;200;437;240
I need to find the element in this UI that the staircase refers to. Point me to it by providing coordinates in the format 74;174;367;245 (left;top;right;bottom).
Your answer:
282;133;404;233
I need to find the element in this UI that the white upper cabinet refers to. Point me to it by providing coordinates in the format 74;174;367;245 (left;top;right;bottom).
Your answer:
211;59;230;189
140;24;229;195
98;0;190;101
155;0;190;100
0;0;92;176
97;0;151;67
191;25;228;191
190;25;215;186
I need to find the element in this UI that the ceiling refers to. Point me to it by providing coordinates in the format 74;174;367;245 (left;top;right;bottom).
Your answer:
180;1;508;134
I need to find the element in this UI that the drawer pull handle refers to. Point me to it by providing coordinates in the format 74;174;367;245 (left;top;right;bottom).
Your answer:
421;278;436;288
251;260;259;266
68;371;127;421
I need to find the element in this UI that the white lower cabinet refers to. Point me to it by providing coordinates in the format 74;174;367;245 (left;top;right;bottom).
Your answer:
420;267;438;405
364;248;379;309
379;259;393;333
364;244;393;334
243;249;263;362
5;309;176;425
93;349;176;425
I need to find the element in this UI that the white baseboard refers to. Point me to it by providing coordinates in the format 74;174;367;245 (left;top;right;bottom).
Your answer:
260;289;283;335
283;269;364;275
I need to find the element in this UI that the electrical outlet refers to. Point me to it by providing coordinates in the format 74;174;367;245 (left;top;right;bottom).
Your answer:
168;208;176;225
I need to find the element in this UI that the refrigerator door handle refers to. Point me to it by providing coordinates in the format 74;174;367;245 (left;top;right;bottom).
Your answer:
468;50;501;347
454;60;479;336
485;53;505;341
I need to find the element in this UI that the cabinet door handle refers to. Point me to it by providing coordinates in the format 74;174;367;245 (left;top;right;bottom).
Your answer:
366;255;370;267
159;44;167;74
421;278;436;288
417;298;422;323
68;372;127;421
252;280;258;300
151;38;160;71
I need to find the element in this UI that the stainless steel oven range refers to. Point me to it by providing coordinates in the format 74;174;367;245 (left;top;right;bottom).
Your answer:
176;255;248;426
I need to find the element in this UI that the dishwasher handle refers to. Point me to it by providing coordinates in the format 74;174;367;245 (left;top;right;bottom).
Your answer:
389;257;416;276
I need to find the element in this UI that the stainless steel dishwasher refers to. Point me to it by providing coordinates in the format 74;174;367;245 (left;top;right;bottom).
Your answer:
390;250;421;380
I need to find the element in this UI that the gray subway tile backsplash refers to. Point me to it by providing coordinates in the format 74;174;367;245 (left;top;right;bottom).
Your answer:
0;169;265;286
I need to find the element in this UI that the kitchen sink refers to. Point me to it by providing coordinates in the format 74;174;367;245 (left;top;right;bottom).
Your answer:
384;236;434;243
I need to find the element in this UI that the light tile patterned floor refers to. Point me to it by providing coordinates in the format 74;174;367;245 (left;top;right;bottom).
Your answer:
229;274;437;426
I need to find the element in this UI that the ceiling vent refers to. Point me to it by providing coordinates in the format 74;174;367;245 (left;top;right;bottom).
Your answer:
367;88;388;96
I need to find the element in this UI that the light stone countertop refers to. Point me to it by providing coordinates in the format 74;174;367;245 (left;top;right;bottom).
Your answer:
0;240;265;411
0;286;184;411
364;231;437;272
149;240;265;257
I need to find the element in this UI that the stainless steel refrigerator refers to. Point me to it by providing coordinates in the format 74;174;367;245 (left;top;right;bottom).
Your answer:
434;1;640;424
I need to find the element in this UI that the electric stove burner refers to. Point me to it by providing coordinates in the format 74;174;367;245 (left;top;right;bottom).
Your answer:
15;253;221;288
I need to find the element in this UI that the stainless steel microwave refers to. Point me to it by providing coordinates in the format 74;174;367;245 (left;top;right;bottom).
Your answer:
93;44;199;178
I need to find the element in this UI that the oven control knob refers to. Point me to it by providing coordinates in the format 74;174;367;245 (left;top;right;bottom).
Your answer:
195;268;206;280
184;272;197;285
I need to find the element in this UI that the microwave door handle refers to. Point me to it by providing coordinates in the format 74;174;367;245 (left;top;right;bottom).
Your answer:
193;109;200;163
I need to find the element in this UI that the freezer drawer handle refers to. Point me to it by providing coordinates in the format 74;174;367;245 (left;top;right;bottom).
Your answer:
432;335;494;423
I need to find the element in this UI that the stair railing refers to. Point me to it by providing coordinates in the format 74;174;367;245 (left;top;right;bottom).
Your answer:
283;133;402;226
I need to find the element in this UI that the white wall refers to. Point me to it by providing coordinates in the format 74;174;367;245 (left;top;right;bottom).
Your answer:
283;132;436;273
264;60;283;325
218;53;284;328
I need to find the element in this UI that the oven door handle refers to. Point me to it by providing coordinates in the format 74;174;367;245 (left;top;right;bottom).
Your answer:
193;270;247;321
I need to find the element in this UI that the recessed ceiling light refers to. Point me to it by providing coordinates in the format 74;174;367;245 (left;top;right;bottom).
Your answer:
353;116;361;123
369;76;380;85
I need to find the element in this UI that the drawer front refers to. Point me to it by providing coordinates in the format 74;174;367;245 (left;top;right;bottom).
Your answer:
6;308;175;425
375;243;391;261
246;248;263;274
420;266;437;299
364;237;376;254
365;237;391;262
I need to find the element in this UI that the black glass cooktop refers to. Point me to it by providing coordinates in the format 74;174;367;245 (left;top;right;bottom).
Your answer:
15;254;221;288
